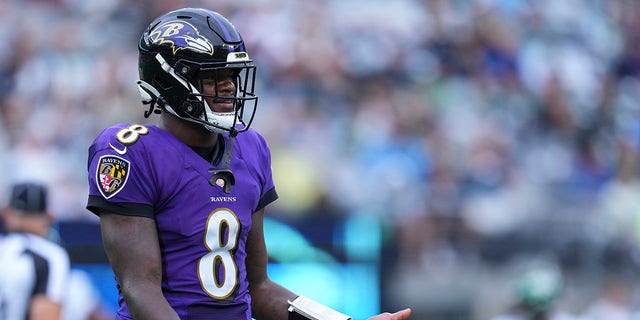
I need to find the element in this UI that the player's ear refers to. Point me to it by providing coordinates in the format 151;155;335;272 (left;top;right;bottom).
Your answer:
1;206;18;228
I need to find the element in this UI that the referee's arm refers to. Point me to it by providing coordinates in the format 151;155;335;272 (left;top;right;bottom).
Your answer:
28;240;70;320
30;294;63;320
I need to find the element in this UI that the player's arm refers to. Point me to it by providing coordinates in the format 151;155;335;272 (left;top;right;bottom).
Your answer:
246;208;298;319
99;210;180;320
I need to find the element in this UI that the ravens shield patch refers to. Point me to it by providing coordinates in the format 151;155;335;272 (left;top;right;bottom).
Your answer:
96;155;130;199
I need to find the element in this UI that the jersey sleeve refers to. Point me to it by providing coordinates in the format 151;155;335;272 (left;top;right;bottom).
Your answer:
86;124;156;218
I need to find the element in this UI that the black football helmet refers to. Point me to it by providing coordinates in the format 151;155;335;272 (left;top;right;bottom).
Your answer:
137;8;258;134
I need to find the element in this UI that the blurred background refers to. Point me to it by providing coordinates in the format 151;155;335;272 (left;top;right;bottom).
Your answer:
2;0;640;319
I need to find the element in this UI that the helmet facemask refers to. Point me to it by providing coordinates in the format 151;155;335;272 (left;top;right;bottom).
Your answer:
192;62;258;134
142;53;258;135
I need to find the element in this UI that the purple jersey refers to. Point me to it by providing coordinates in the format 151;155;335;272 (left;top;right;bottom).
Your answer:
86;123;277;320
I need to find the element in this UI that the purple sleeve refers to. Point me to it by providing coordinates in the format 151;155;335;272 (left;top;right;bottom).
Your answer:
86;124;158;216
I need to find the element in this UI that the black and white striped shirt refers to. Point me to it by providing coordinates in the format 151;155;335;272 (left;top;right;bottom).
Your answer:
0;233;70;320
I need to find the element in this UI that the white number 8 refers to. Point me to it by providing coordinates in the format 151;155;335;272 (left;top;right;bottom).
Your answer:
198;209;240;299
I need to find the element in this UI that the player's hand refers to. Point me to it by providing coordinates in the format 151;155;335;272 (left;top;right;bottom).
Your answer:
368;308;412;320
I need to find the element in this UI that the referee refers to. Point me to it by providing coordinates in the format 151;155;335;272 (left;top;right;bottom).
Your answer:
0;182;70;320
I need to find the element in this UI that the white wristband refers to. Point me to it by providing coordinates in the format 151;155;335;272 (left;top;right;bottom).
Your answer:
287;296;352;320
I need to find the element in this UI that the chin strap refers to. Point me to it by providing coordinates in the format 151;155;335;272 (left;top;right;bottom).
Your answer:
208;130;238;194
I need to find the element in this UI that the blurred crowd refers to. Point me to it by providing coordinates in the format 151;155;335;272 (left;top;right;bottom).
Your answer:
3;0;640;318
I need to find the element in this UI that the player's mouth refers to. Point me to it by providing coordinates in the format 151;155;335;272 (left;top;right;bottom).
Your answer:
213;98;234;112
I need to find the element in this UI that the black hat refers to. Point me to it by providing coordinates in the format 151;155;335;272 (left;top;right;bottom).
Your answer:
9;182;48;214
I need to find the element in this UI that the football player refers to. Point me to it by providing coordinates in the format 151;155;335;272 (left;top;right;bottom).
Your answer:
86;7;411;320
